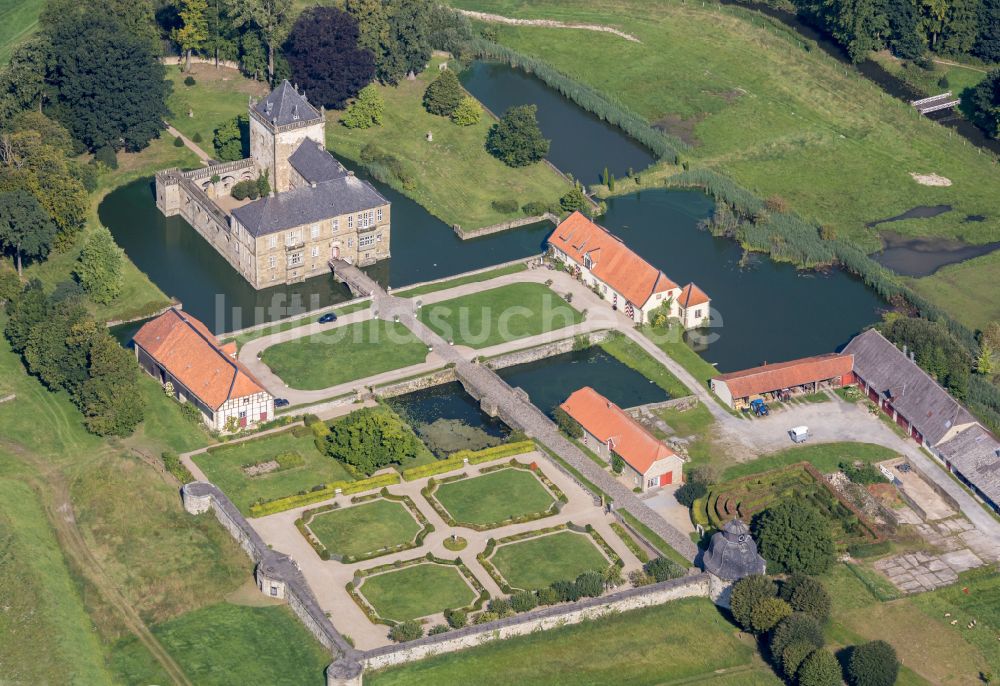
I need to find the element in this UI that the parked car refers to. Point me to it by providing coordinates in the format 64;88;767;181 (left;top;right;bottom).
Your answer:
788;425;810;443
318;312;338;324
274;398;290;408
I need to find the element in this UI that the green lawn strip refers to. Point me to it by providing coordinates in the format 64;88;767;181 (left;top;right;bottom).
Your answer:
227;300;372;349
535;441;607;504
326;55;571;231
123;375;215;456
192;428;356;513
395;263;528;298
366;597;773;686
359;563;477;622
721;442;899;480
164;65;269;147
262;319;428;390
432;468;556;526
0;478;114;686
489;530;610;590
307;499;421;559
0;0;42;64
639;326;738;415
418;282;583;348
867;51;990;98
111;603;330;686
598;332;691;398
617;510;692;568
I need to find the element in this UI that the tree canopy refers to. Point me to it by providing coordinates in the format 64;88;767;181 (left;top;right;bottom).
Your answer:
342;84;385;129
0;190;57;275
753;500;835;575
75;225;124;305
487;105;549;167
798;649;842;686
848;640;900;686
173;0;211;71
969;69;1000;139
729;574;777;632
323;406;422;474
423;68;463;116
284;6;375;109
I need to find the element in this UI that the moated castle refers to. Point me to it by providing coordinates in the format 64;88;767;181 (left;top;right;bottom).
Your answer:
155;81;391;289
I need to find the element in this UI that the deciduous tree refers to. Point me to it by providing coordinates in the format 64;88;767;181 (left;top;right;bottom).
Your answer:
342;84;384;129
423;68;463;116
75;225;124;304
213;114;249;161
779;573;832;622
324;406;421;473
753;500;835;575
173;0;211;71
284;6;375;109
0;189;57;274
487;104;549;167
848;640;900;686
798;649;842;686
79;331;145;436
969;69;1000;138
729;574;777;632
770;612;825;666
451;96;482;126
749;596;793;633
227;0;293;82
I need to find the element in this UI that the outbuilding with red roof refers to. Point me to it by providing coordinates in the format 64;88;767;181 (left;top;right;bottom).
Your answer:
709;353;855;409
133;308;274;432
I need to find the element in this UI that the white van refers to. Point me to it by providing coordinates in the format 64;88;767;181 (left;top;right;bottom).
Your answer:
789;426;810;443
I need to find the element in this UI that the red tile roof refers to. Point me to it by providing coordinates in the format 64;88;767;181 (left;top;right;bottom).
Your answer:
548;212;679;307
678;283;710;308
133;309;266;410
560;386;679;475
712;353;854;399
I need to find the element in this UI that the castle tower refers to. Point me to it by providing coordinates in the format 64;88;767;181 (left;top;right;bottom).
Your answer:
248;81;326;193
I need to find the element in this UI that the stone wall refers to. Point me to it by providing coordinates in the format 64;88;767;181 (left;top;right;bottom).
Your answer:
455;213;557;240
486;330;613;371
360;574;711;671
373;368;458;399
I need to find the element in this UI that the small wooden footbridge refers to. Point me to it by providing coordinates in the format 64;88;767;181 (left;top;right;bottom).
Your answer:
911;92;960;115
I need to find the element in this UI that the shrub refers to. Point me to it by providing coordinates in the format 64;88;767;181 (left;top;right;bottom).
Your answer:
782;641;818;681
161;451;194;483
173;136;185;147
753;500;835;575
491;198;519;213
192;132;203;143
423;69;463;116
840;461;884;485
451;96;482;125
535;587;560;605
488;597;512;615
184;75;196;86
428;624;449;635
510;590;538;613
611;453;624;474
749;596;792;633
575;570;604;598
674;481;707;507
94;145;118;170
551;579;581;602
360;142;380;163
729;574;777;632
521;200;548;216
180;401;203;424
445;608;466;629
847;640;900;686
559;186;589;213
342;84;385;129
798;649;842;686
552;406;583;439
474;611;499;624
389;620;423;642
770;613;824;665
643;557;685;583
779;574;831;623
231;180;260;201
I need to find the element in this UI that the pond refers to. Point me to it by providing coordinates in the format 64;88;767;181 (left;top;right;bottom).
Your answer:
459;61;657;183
872;231;1000;277
497;346;669;415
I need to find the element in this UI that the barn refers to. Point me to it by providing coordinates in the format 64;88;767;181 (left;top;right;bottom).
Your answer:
709;353;855;410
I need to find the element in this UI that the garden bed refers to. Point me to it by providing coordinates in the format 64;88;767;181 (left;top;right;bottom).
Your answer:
484;528;615;592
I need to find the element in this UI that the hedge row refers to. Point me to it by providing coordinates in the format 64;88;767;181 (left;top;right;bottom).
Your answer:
610;522;649;564
468;38;682;163
401;440;536;481
248;472;401;517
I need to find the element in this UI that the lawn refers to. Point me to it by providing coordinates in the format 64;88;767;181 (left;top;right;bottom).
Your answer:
0;0;41;64
227;300;372;349
165;64;269;150
307;499;421;559
395;262;527;298
366;597;778;685
112;603;331;686
419;282;583;348
599;331;691;398
905;250;1000;331
261;319;429;390
326;55;572;231
192;428;356;513
489;530;610;589
359;563;477;622
432;468;555;526
868;51;991;99
721;442;898;480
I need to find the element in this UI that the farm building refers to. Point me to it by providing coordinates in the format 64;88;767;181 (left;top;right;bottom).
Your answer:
936;425;1000;513
709;353;855;409
560;386;685;492
133;308;274;432
547;212;710;329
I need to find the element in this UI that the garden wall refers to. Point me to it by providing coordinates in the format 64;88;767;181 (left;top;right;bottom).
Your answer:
486;330;613;370
373;368;458;398
455;213;557;239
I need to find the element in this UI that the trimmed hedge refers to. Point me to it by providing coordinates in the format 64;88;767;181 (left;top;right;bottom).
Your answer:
248;472;401;517
401;440;535;481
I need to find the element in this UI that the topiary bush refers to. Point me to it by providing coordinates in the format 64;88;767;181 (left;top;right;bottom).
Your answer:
173;136;185;147
798;648;842;686
770;613;824;667
674;481;708;507
782;641;818;681
847;640;900;686
729;574;777;632
749;596;792;633
779;574;831;623
184;75;196;86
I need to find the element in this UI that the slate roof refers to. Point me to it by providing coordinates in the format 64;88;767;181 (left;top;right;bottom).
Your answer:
701;519;767;581
712;353;854;399
548;212;682;308
232;172;388;237
253;80;322;127
937;424;1000;506
843;328;976;446
288;140;349;184
133;309;267;410
560;386;682;475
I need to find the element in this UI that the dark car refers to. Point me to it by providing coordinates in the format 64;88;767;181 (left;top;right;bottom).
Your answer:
274;398;290;408
318;312;338;324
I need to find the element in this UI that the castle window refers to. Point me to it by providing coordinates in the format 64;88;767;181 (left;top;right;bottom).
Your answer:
311;246;319;257
359;233;375;249
269;236;277;249
289;252;303;266
348;215;353;229
333;218;339;231
269;256;276;268
377;207;383;222
311;224;320;239
286;230;301;246
348;238;354;248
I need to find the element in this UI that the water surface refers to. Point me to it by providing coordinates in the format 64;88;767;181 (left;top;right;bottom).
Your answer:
873;231;1000;277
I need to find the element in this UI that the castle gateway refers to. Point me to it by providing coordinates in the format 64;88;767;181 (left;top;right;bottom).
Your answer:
155;81;390;289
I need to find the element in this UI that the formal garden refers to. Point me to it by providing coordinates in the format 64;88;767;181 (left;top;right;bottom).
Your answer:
352;558;485;624
300;494;430;562
424;463;562;529
483;527;616;592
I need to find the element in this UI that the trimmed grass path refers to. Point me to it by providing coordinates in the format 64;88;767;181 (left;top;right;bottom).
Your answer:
308;499;421;559
359;563;477;622
432;468;556;527
490;530;610;590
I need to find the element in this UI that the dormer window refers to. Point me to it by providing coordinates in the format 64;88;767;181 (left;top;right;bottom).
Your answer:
583;254;593;269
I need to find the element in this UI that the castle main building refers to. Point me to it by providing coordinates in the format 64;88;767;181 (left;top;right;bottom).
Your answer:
155;81;390;289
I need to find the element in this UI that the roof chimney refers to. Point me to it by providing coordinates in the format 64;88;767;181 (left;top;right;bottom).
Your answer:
310;181;316;188
902;344;908;358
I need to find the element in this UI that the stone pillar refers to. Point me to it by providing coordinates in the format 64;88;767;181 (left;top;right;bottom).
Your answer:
181;482;213;515
326;658;363;686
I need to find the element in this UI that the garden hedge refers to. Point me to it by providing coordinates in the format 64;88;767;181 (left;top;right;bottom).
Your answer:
248;472;400;517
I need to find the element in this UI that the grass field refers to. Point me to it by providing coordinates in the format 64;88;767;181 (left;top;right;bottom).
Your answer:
326;55;571;231
432;468;555;526
308;499;421;559
165;64;269;150
261;319;428;390
868;51;991;98
721;441;898;480
366;597;778;685
395;262;528;298
112;603;331;686
227;300;371;348
489;530;610;589
419;282;583;348
905;250;1000;330
359;563;478;621
192;428;356;513
0;0;41;64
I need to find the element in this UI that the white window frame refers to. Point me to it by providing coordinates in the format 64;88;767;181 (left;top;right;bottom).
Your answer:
333;218;339;231
347;215;353;229
268;255;276;268
310;224;320;239
359;233;376;249
289;252;303;266
311;246;319;257
268;236;277;249
377;207;383;222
